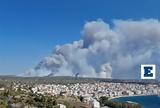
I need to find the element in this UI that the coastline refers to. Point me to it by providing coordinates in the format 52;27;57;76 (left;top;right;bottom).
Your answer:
108;94;158;100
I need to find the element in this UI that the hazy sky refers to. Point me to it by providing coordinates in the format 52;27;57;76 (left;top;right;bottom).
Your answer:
0;0;159;75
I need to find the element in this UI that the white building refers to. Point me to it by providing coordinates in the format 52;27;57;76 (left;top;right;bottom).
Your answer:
58;104;66;108
92;99;100;108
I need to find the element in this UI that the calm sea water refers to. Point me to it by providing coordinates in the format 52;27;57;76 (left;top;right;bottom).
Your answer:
112;95;160;108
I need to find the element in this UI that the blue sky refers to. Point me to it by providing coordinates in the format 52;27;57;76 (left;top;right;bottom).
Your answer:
0;0;159;75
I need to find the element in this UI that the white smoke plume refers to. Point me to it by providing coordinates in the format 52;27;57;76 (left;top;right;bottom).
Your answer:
25;19;160;79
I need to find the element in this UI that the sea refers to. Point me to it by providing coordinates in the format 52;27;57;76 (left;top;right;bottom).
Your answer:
112;95;160;108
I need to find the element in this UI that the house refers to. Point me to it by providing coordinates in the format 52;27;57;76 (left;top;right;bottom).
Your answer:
58;104;66;108
92;99;100;108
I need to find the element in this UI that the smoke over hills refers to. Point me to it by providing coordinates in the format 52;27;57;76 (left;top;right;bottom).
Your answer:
24;19;160;79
